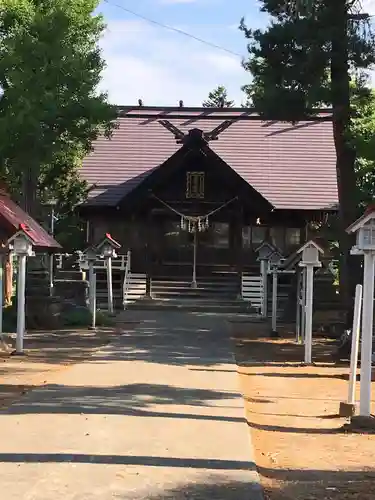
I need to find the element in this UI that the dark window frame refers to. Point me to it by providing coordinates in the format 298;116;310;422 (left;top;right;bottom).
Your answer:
186;171;205;199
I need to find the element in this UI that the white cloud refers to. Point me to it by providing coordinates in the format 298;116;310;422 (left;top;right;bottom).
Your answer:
362;0;375;15
98;19;247;106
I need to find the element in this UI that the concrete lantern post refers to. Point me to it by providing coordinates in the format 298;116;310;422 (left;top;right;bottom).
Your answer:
297;240;324;365
347;207;375;418
96;234;121;315
269;250;284;337
80;246;98;330
255;241;277;319
7;228;35;354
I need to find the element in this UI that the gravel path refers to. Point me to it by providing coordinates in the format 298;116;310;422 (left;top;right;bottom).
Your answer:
0;311;262;499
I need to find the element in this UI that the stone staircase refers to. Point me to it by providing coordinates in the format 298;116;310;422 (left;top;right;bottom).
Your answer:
126;273;254;313
151;274;239;299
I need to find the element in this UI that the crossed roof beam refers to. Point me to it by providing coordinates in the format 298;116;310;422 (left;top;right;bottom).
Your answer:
158;119;235;144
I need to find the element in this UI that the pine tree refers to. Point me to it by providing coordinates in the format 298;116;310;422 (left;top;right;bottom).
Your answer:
203;85;235;107
240;0;375;315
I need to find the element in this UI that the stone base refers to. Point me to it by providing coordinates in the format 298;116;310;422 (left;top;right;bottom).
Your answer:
339;401;357;418
10;350;26;357
350;415;375;431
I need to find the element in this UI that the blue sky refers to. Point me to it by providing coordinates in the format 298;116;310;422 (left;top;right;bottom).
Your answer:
96;0;269;106
97;0;375;106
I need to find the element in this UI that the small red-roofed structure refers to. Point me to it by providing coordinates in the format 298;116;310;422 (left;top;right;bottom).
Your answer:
0;189;61;251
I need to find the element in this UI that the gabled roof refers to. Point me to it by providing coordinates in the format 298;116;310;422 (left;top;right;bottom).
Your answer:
96;233;121;250
81;107;338;211
0;193;61;250
346;205;375;234
297;239;325;255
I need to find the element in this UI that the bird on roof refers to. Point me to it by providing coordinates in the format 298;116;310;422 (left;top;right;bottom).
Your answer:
138;99;143;107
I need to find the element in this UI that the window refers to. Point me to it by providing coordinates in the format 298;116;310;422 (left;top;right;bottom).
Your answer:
211;222;229;248
186;171;205;199
242;226;252;249
251;226;266;247
242;226;267;248
285;228;301;247
164;221;189;248
270;227;284;250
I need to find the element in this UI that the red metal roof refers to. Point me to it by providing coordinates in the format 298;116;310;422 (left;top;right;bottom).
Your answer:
0;194;61;250
81;107;338;211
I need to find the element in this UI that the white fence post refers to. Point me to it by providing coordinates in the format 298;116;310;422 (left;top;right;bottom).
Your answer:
271;269;278;336
339;284;363;417
359;252;375;417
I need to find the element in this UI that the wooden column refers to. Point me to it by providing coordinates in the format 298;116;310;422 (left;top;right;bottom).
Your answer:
234;204;244;277
145;211;152;297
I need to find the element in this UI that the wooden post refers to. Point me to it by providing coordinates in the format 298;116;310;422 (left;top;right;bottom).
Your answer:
339;284;362;417
192;230;197;288
260;259;268;318
359;252;375;417
271;269;278;337
0;254;3;335
295;269;302;343
4;253;12;306
16;254;27;354
106;256;114;314
88;261;96;329
304;264;314;364
301;266;306;343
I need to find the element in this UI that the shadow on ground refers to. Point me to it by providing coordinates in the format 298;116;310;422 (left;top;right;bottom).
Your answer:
140;469;375;500
143;477;262;499
257;372;349;380
2;382;241;421
22;317;235;368
0;452;254;470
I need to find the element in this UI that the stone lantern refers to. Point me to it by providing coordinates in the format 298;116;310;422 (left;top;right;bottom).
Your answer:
7;226;36;354
268;250;284;337
96;233;121;259
255;241;277;318
297;240;324;364
81;246;99;329
347;206;375;417
96;234;121;315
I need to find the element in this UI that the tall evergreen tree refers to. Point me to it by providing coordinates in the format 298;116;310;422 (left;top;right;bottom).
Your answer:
240;0;375;314
203;85;235;107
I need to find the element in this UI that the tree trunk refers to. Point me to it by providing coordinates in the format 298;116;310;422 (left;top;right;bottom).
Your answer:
330;0;361;323
21;164;39;218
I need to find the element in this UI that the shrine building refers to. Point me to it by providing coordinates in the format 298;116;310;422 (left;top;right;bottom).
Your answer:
76;106;337;308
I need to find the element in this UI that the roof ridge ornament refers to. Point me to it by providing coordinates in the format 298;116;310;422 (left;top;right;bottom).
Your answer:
158;119;235;145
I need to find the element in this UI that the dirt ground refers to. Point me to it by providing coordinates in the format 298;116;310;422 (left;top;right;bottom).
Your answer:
0;324;136;410
232;322;375;500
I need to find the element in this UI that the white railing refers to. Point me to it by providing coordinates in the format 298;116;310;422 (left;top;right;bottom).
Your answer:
79;253;128;271
55;252;129;271
241;274;263;314
122;250;131;309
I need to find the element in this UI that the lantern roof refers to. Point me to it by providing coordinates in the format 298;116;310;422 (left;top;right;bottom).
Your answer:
7;224;36;246
95;233;121;250
296;239;324;255
347;205;375;234
255;241;277;253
